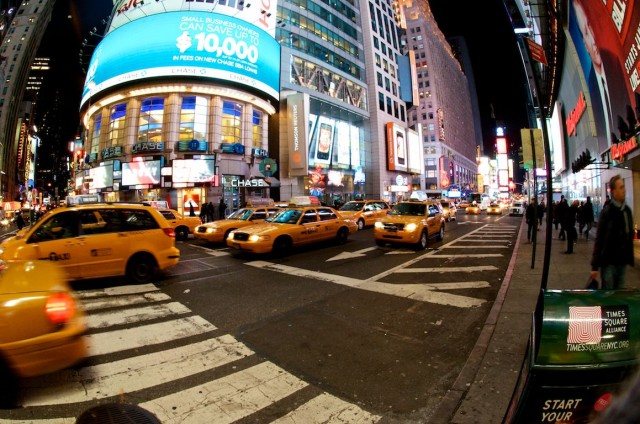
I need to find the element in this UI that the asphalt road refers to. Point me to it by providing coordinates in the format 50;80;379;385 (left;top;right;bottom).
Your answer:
0;212;521;423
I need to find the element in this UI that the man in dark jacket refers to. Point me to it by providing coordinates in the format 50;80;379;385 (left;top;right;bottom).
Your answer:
556;195;568;240
581;196;594;239
525;199;538;243
590;175;634;289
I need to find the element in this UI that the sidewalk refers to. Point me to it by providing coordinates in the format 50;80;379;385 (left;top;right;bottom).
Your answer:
433;221;640;424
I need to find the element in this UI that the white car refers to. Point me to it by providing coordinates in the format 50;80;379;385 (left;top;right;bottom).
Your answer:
509;202;526;216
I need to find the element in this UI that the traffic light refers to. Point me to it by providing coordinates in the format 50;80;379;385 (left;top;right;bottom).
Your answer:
571;149;594;173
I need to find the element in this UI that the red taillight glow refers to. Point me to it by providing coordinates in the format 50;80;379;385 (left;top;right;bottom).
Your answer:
45;293;75;325
594;393;613;412
163;228;176;238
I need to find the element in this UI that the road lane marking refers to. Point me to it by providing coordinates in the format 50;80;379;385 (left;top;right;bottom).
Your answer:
141;362;309;424
327;246;378;261
76;283;159;298
81;292;171;311
396;266;498;273
427;253;503;258
422;281;491;290
273;392;381;423
245;261;485;307
85;316;216;356
188;244;231;256
445;245;510;249
86;302;191;328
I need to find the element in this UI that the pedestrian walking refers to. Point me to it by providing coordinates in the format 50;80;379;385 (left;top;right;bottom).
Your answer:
537;200;545;227
200;202;208;223
207;202;214;222
16;213;25;231
590;175;634;289
564;200;579;254
218;198;227;219
556;196;568;240
189;201;195;217
525;199;538;243
581;196;594;239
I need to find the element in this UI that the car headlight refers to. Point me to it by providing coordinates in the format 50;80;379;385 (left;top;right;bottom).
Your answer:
374;221;384;229
248;234;270;242
405;223;417;232
206;227;219;233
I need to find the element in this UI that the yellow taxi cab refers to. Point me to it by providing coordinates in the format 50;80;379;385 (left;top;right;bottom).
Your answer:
440;200;457;222
486;202;503;215
0;203;180;284
458;200;470;209
193;206;282;243
466;202;482;215
226;197;357;256
338;200;390;230
373;200;445;250
0;260;87;407
157;208;202;241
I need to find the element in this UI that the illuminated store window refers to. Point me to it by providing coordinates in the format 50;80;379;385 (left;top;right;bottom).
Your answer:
221;101;242;144
107;103;126;147
252;110;263;147
180;96;208;141
138;97;164;142
90;112;101;158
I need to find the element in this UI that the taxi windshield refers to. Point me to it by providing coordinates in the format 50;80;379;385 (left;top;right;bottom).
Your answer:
340;202;364;211
227;209;253;221
272;209;302;224
389;203;426;216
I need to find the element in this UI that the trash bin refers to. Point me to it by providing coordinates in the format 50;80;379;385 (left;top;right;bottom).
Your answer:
504;289;640;423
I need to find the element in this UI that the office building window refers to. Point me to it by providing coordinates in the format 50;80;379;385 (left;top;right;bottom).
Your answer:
252;110;263;147
138;97;164;143
379;93;384;111
90;112;101;157
221;100;243;144
107;103;126;147
180;96;208;141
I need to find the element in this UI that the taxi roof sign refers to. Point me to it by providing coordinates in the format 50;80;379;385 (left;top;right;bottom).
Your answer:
288;196;321;206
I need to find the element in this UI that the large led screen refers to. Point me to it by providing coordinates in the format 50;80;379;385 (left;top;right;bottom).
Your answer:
122;160;162;186
110;0;277;37
307;114;362;171
407;128;422;174
172;158;215;183
82;11;281;107
386;122;407;172
89;164;114;190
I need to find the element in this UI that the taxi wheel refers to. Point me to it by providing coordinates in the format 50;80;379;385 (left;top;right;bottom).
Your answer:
126;253;157;284
336;227;349;244
357;219;365;231
437;225;445;241
414;230;428;251
273;237;292;257
175;226;189;241
0;359;19;409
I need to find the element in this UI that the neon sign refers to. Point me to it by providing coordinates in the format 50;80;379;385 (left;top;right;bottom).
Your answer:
566;92;586;137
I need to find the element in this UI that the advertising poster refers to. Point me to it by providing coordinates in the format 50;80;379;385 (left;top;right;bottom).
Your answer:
386;122;407;172
172;159;215;183
122;160;161;186
288;93;309;176
568;0;640;144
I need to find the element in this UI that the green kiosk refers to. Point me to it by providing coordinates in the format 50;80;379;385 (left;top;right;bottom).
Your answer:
505;289;640;423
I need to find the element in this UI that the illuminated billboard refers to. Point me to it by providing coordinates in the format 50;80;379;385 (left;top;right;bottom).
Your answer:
307;114;362;171
81;11;281;107
122;160;162;186
110;0;278;38
172;158;215;183
89;164;114;190
386;122;407;172
406;128;422;174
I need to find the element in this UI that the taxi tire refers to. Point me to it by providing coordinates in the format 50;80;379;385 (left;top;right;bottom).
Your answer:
273;237;292;257
437;225;445;241
0;358;19;409
414;230;428;251
336;227;349;244
357;219;365;231
175;226;189;241
126;253;157;284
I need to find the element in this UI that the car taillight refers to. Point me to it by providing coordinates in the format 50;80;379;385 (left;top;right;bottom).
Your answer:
163;228;176;238
45;293;75;325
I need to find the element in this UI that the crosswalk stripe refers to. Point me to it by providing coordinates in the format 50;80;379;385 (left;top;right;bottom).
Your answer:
76;284;160;298
426;254;503;258
85;316;216;357
22;334;254;407
81;291;171;311
272;392;381;423
445;245;509;249
85;302;192;328
140;362;309;424
396;266;498;273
